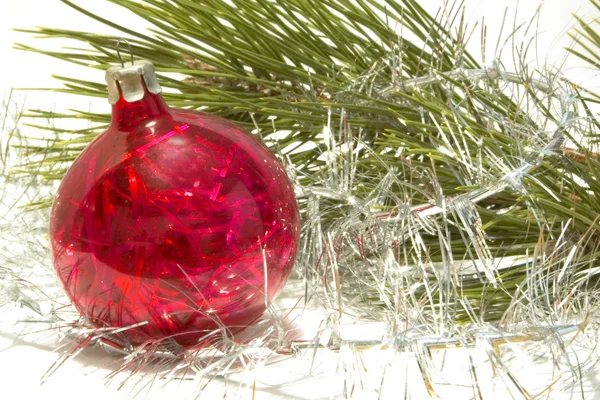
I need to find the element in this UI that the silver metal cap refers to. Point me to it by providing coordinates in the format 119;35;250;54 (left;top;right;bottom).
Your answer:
105;60;162;104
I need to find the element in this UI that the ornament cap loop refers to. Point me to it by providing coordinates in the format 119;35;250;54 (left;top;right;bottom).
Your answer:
116;39;134;67
105;59;162;104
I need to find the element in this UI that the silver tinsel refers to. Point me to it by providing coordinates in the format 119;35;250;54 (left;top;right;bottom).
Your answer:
2;20;600;400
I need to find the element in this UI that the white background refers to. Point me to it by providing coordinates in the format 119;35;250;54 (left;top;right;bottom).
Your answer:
1;1;599;399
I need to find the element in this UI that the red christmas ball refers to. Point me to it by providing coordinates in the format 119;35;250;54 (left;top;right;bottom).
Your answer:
49;61;300;347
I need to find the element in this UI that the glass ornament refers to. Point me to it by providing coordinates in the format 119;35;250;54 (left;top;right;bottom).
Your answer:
49;59;300;347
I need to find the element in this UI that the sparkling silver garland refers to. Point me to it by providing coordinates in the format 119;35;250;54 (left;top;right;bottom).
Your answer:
2;52;600;398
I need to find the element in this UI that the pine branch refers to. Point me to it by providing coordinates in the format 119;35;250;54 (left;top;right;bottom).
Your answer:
12;0;600;325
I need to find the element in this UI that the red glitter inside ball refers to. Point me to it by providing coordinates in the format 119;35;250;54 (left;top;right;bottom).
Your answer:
49;89;300;346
